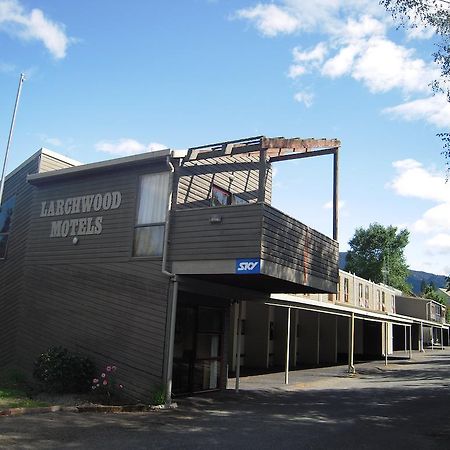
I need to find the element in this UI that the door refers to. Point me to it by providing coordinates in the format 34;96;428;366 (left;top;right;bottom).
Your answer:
173;305;224;395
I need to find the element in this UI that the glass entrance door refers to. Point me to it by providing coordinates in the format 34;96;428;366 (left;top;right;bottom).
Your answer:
173;305;224;395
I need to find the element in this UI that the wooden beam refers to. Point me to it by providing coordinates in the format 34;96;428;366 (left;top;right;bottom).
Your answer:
262;137;341;152
269;147;337;163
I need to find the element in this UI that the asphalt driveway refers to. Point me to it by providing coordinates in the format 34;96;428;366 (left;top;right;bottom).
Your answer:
1;350;449;449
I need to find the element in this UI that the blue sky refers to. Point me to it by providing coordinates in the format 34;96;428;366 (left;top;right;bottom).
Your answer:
0;0;449;276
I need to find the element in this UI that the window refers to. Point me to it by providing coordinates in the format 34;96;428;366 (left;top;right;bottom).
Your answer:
358;283;363;306
376;290;381;310
211;185;248;207
133;173;169;257
343;278;349;303
365;285;370;308
382;291;386;311
0;196;15;259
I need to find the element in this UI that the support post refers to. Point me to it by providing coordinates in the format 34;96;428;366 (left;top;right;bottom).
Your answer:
431;327;434;350
285;307;291;385
165;277;179;405
409;325;412;359
348;313;355;374
235;300;243;392
441;328;444;350
332;148;339;241
316;313;320;366
258;148;267;202
384;322;388;366
404;325;407;354
420;322;424;352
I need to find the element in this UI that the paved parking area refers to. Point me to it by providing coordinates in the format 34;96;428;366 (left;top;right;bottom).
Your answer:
1;349;449;449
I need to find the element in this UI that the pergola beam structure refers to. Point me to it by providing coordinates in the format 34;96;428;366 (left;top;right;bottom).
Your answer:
185;136;341;162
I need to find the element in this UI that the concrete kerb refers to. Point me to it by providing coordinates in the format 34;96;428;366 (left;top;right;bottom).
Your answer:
0;402;178;417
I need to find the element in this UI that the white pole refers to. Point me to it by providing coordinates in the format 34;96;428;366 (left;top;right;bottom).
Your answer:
348;313;355;374
404;326;407;353
420;322;424;352
235;301;242;392
441;328;444;350
285;307;291;385
431;327;434;351
409;326;412;359
165;277;178;405
0;73;25;203
384;322;388;366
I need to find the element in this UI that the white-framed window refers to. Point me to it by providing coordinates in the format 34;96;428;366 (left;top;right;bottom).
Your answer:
365;285;370;308
0;196;15;259
133;173;169;257
377;290;381;310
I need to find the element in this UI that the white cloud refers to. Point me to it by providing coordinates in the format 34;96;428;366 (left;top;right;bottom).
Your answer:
236;2;441;127
383;95;450;129
425;233;450;255
95;138;168;156
388;159;450;203
414;203;450;233
0;0;72;59
288;65;306;78
294;90;314;107
235;4;301;37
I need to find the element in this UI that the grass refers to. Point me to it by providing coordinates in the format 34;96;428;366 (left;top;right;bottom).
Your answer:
0;387;49;409
0;368;49;410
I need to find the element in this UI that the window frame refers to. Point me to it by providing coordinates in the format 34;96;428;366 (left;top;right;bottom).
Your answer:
132;172;170;258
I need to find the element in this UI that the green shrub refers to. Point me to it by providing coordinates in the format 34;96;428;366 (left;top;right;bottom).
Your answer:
33;347;95;394
151;384;166;406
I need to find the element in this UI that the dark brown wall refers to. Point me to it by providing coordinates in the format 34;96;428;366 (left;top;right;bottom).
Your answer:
0;152;75;367
19;160;171;399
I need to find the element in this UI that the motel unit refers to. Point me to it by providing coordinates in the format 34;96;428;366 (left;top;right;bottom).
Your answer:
0;136;342;399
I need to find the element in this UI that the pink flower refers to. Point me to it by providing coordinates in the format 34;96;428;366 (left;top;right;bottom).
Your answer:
103;380;108;385
101;373;106;378
106;366;112;372
93;378;99;384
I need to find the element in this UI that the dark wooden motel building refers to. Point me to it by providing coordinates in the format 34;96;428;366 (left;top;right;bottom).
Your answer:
0;136;439;401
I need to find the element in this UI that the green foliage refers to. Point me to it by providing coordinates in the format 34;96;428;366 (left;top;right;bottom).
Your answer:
345;223;411;292
420;280;443;302
380;0;450;170
150;384;166;406
33;347;95;394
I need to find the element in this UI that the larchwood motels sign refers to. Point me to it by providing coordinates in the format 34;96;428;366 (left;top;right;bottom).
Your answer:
39;191;122;238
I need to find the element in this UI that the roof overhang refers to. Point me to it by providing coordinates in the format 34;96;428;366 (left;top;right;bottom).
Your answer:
268;293;414;326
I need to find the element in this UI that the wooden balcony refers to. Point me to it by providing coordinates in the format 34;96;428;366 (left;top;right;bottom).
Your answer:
168;203;339;294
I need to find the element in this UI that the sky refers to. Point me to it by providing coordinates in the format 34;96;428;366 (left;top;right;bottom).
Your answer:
0;0;449;276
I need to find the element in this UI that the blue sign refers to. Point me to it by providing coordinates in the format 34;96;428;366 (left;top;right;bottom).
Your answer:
235;258;260;274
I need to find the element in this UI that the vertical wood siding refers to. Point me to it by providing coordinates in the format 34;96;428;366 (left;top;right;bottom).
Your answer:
17;161;171;399
0;152;76;367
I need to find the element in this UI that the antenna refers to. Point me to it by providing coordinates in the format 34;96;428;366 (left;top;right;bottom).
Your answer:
0;73;26;204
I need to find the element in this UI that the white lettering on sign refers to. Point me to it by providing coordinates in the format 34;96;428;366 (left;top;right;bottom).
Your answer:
41;192;120;238
237;261;259;271
40;191;122;217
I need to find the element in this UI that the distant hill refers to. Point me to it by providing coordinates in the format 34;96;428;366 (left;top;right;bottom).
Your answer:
338;252;447;294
